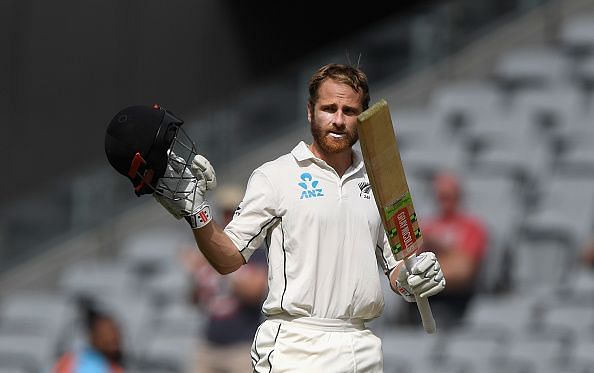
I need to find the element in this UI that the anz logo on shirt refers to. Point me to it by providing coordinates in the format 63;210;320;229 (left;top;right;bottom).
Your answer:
298;173;324;199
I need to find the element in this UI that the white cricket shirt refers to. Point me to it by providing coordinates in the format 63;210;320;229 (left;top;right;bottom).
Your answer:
224;141;398;321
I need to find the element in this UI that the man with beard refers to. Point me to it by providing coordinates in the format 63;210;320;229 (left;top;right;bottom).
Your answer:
154;64;446;372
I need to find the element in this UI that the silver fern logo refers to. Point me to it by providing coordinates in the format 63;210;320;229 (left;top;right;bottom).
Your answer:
358;182;372;199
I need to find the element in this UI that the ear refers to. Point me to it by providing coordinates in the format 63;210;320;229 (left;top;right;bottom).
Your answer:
307;102;313;123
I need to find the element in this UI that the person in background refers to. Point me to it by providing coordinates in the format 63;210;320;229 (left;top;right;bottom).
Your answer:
180;184;268;373
580;238;594;268
54;306;124;373
401;171;488;329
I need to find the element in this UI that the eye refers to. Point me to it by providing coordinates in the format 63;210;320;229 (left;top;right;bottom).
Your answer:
320;105;336;113
343;107;360;116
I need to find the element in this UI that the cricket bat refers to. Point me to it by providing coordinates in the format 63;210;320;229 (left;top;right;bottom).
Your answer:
357;99;436;334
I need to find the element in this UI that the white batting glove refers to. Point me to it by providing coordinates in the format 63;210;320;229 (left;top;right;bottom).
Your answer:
396;252;446;302
154;153;217;229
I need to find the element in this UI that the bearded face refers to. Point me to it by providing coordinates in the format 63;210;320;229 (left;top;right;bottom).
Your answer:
308;79;363;155
310;111;359;154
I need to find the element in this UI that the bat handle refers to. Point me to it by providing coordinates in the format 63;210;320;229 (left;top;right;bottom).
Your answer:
404;255;437;334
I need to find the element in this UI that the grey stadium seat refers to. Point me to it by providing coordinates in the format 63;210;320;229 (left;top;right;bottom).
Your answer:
145;264;193;306
0;368;29;373
58;259;135;300
428;81;504;134
493;47;571;90
463;294;540;332
389;107;445;152
553;126;594;177
151;301;205;337
0;333;55;373
510;237;578;293
464;117;551;192
576;55;594;88
136;333;199;373
571;339;594;370
560;15;594;55
436;326;507;371
510;86;586;136
0;291;74;353
121;226;190;281
540;303;594;340
501;330;568;373
520;177;594;247
461;174;523;292
400;144;467;181
380;327;441;372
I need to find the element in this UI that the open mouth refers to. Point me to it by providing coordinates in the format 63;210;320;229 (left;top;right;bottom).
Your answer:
329;132;346;138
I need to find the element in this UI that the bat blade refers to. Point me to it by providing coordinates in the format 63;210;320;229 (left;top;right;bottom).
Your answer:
357;99;436;334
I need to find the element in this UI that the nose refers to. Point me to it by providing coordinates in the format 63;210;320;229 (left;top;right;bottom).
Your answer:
332;110;346;128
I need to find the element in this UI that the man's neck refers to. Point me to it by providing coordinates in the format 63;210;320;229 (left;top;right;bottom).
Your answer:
309;142;353;177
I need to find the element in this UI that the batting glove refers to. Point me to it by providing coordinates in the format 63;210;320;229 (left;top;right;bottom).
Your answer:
396;252;446;302
154;153;217;229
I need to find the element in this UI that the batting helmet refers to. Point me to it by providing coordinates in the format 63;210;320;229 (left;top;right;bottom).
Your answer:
105;104;197;197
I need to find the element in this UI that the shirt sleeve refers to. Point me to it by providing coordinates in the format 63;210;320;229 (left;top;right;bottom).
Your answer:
376;228;398;276
224;169;279;262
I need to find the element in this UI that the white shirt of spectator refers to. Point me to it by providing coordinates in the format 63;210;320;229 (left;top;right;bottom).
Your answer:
224;141;398;320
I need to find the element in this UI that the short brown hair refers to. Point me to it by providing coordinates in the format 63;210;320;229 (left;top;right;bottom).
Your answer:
308;63;370;110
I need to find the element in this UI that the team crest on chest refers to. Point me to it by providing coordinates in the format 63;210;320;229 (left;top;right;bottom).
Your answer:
298;173;324;199
358;181;372;199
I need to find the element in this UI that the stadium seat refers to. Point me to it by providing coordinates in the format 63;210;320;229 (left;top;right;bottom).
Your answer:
389;107;445;152
380;326;440;370
461;174;523;292
510;237;578;293
0;291;73;342
152;301;205;337
501;330;568;373
0;368;28;373
145;264;193;306
428;81;504;134
58;259;135;300
0;333;55;373
463;294;540;332
553;125;594;177
570;338;594;370
520;177;594;249
571;267;594;296
436;326;507;371
559;15;594;55
540;304;594;340
395;359;466;373
121;227;190;282
400;145;468;181
463;111;550;176
510;86;587;136
136;333;199;373
493;47;571;90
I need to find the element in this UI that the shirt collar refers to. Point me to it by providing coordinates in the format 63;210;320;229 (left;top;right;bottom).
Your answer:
291;141;315;162
291;141;365;173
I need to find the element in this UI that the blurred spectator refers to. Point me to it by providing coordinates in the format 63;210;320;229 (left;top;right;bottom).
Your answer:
580;238;594;268
399;171;489;329
54;304;124;373
181;184;268;373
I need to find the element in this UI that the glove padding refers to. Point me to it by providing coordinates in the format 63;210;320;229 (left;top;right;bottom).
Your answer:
396;251;446;302
154;153;217;219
